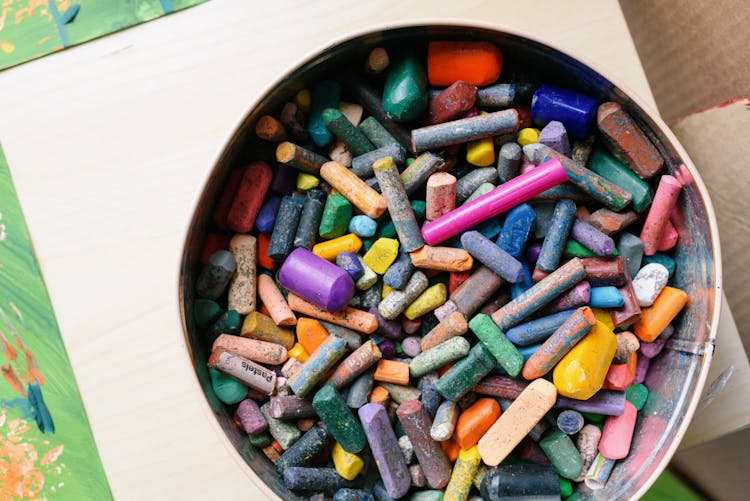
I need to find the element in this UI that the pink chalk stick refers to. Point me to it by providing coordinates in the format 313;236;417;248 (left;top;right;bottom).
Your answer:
640;175;681;255
599;401;637;460
657;219;679;252
421;158;568;245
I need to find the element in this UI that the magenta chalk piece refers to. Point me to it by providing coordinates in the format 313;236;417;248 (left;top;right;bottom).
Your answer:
421;159;568;245
279;248;355;313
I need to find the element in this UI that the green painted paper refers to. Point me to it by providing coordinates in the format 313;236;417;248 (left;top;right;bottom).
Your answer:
0;0;210;71
0;143;111;499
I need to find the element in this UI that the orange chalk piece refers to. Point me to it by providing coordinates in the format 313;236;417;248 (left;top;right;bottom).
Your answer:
441;435;460;463
312;233;363;261
369;385;390;407
213;334;288;365
287;292;378;334
296;318;329;354
633;286;688;342
374;359;410;385
427;41;503;86
455;398;501;450
410;246;474;272
257;274;296;326
420;311;469;351
320;161;387;218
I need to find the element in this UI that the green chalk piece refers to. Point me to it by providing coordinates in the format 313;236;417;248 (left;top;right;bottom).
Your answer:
564;240;597;258
382;54;429;122
261;401;302;450
469;314;524;377
588;148;652;212
319;194;353;239
206;309;241;342
642;253;676;278
313;385;367;453
581;411;604;423
436;343;497;401
410;337;470;378
209;367;247;405
359;116;400;149
560;477;573;498
322;108;375;156
539;428;584;480
378;200;427;240
194;298;223;329
626;383;649;411
249;431;273;448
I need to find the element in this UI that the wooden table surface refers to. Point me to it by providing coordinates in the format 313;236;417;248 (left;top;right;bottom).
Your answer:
0;0;739;499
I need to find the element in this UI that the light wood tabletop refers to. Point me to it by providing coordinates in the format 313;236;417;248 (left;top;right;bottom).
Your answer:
0;0;739;499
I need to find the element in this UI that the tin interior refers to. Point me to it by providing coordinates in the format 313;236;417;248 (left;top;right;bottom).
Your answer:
178;25;719;500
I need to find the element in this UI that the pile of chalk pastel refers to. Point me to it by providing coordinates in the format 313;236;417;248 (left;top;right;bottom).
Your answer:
194;41;688;501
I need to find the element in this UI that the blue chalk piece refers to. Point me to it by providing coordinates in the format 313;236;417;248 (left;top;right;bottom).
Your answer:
461;230;524;283
497;203;537;257
518;343;542;362
589;286;624;308
531;84;598;139
383;251;414;289
642;253;676;279
475;217;503;240
255;195;281;233
557;409;584;435
418;375;441;419
505;309;575;346
536;199;577;272
349;215;378;237
511;261;533;299
336;251;365;280
308;80;342;147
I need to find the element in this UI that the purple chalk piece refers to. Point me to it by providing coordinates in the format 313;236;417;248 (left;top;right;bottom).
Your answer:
401;336;422;358
369;307;403;340
461;230;524;283
255;195;282;234
634;354;650;384
271;163;298;196
545;281;591;313
279;248;355;312
336;251;365;280
538;120;571;157
526;242;542;264
639;324;674;359
378;340;397;360
358;404;411;499
555;390;626;416
571;218;615;256
236;399;268;436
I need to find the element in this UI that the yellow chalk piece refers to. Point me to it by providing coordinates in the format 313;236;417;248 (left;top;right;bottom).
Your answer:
296;172;320;191
404;283;447;320
332;441;364;480
295;89;311;113
466;137;495;167
517;128;540;147
288;343;309;362
382;283;394;299
444;446;481;501
553;321;617;400
591;308;615;331
312;234;363;261
363;238;399;274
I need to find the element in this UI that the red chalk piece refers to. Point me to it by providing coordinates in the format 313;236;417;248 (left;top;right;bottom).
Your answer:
227;161;273;233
